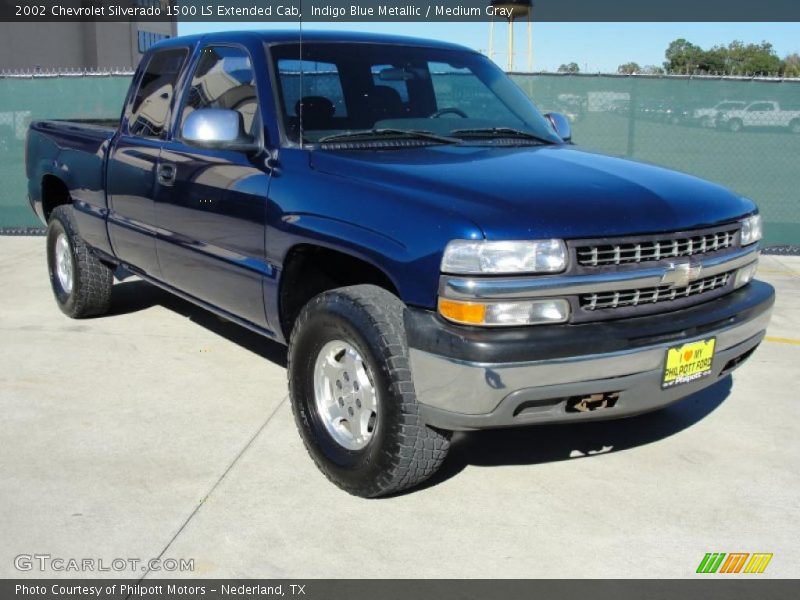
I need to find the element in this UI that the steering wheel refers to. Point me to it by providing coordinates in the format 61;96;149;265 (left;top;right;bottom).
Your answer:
429;108;468;119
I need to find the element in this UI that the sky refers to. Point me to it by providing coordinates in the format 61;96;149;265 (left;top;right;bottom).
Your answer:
178;21;800;73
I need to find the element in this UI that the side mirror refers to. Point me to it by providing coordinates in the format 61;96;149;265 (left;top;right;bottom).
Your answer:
181;108;259;153
545;112;572;142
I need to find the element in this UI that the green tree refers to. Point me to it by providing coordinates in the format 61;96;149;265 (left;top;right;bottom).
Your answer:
557;62;580;73
725;40;781;75
664;38;704;72
783;53;800;77
617;62;641;74
663;38;782;75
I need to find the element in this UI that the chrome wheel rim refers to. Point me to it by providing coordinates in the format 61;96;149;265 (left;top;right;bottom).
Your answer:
54;233;74;294
313;340;378;451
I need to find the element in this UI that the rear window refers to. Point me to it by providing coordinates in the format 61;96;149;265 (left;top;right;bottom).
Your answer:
277;59;348;118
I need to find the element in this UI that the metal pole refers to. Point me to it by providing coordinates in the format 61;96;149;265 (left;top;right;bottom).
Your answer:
507;18;514;71
488;18;495;62
527;11;533;72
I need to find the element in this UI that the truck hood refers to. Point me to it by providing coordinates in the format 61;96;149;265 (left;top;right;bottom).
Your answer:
309;144;754;240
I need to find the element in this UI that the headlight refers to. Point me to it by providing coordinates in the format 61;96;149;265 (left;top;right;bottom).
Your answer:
438;298;570;327
740;214;763;246
441;239;567;274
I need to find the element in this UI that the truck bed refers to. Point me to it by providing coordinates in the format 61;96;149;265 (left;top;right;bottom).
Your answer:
30;119;119;141
26;119;118;225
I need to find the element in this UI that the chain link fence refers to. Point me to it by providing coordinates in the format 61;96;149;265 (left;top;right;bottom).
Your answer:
1;71;798;245
512;73;800;247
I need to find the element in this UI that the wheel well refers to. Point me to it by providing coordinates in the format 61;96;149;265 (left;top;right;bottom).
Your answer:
279;245;400;339
41;175;71;221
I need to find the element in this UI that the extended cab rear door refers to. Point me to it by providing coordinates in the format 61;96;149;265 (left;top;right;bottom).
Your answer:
154;42;272;330
106;48;189;276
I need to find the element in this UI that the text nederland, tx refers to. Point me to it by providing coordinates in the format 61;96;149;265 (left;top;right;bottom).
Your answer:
15;583;306;597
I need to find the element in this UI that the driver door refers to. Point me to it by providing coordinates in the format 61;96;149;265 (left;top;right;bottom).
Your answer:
154;44;272;329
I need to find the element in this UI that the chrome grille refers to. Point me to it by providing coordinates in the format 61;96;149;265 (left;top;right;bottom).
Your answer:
580;272;732;311
576;230;736;267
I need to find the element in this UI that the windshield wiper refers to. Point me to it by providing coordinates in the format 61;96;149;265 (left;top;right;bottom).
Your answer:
451;127;556;144
318;128;461;144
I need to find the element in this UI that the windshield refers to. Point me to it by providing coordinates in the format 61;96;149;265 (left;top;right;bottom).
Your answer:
270;42;562;145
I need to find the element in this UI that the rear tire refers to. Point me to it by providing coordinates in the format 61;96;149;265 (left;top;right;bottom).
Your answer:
46;205;113;318
288;284;450;497
728;119;743;133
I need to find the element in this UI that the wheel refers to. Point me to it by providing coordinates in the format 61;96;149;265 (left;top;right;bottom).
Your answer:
700;116;713;128
288;284;451;497
46;205;113;318
790;119;800;134
728;119;743;133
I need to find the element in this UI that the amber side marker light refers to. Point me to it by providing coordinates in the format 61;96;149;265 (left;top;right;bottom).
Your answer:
438;298;487;325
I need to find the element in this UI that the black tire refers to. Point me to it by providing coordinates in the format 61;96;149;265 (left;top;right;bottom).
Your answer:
728;119;743;133
288;284;451;497
46;205;113;318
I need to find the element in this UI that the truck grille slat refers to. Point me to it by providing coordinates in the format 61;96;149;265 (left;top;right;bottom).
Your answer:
576;229;735;267
580;272;732;311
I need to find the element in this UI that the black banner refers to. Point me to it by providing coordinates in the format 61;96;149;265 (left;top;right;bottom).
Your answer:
2;0;800;22
3;580;800;600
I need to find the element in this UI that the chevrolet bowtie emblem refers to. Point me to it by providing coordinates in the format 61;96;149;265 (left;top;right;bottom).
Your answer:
661;261;703;288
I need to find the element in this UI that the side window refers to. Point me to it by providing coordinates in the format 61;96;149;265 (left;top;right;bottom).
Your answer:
180;45;261;138
128;48;188;139
277;59;348;120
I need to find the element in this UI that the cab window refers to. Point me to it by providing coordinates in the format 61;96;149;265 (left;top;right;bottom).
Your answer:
128;48;188;139
179;45;261;140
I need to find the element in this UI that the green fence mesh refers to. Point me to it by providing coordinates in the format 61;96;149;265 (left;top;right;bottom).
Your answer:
1;72;798;245
0;74;131;230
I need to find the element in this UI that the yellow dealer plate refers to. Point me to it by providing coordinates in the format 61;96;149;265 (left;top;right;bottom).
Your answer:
662;338;716;389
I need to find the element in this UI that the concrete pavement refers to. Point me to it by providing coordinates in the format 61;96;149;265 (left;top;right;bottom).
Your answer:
1;236;798;578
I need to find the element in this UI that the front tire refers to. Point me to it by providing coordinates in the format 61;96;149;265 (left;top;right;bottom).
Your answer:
46;205;113;318
288;285;450;497
728;119;743;133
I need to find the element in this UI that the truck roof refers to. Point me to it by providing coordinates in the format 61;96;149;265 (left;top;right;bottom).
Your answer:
150;30;475;54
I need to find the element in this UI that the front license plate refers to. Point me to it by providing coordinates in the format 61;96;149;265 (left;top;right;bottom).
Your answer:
662;338;716;389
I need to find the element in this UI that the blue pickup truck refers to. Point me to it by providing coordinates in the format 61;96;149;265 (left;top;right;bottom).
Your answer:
26;31;774;496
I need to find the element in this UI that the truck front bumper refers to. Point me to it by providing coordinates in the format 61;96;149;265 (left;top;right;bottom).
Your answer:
406;281;774;431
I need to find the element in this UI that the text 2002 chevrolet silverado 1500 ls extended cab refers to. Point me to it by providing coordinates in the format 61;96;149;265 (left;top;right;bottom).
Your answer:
27;32;774;497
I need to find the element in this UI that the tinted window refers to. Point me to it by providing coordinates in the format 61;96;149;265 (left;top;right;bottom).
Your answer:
180;45;261;138
428;61;520;121
129;48;187;138
270;43;560;145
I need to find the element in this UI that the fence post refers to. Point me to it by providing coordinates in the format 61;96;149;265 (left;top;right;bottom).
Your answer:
626;76;638;158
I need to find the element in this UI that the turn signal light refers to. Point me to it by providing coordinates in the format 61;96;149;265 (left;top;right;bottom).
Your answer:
438;297;570;327
438;299;487;325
